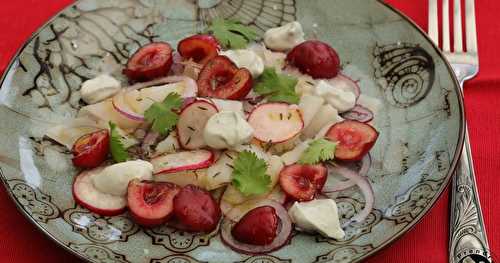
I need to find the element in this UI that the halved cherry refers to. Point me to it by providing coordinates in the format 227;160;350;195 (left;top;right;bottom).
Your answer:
173;184;221;232
231;206;279;246
178;34;220;65
325;120;379;161
72;130;109;169
286;40;340;79
197;55;252;99
123;42;173;82
279;164;327;201
127;180;180;227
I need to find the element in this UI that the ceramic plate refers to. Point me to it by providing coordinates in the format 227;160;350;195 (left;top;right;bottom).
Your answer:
0;0;464;262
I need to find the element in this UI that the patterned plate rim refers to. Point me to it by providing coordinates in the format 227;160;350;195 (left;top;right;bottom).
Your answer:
0;1;466;262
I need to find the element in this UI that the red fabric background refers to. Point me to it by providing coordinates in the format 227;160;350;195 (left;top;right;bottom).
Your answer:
0;1;498;262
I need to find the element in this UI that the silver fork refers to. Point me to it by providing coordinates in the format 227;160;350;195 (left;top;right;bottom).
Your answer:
428;1;491;262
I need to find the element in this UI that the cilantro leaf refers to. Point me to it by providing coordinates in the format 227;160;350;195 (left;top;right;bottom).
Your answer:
298;139;337;165
255;68;300;104
109;122;129;163
232;150;271;196
144;93;183;135
206;18;258;49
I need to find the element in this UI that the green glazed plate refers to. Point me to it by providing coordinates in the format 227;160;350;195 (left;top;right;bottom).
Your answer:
0;0;464;262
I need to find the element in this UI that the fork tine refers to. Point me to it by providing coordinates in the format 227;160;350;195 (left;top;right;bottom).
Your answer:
442;0;451;51
428;0;439;45
453;0;463;52
465;0;478;52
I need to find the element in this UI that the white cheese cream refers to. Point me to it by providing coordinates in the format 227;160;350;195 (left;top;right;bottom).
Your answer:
80;74;121;104
203;111;254;149
220;49;265;77
263;21;305;51
314;80;356;112
91;160;153;196
288;199;345;240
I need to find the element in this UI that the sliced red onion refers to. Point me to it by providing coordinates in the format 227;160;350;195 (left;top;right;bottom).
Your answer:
359;153;372;177
171;53;185;75
328;73;361;99
126;76;197;94
340;105;374;123
221;200;292;255
112;91;145;122
323;179;357;193
328;165;374;224
323;154;372;193
181;97;197;109
141;131;160;155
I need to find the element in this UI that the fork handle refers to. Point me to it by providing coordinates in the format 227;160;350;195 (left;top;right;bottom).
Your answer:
449;126;491;263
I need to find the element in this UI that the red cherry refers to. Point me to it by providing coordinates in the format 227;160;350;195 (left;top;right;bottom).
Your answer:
72;130;109;169
325;120;379;161
286;40;340;79
279;164;328;201
231;206;279;246
178;34;220;65
123;42;173;82
197;55;252;99
173;185;221;232
127;180;180;227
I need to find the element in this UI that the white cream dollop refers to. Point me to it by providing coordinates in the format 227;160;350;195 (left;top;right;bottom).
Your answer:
80;74;121;104
203;111;254;149
220;49;264;77
263;21;305;51
91;160;153;196
314;80;356;112
288;199;345;240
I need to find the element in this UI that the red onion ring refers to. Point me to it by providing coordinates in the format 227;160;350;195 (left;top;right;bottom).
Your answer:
323;154;372;193
328;164;374;224
112;91;145;122
221;200;292;255
171;53;185;75
125;76;197;94
181;97;197;109
141;131;160;153
340;105;374;123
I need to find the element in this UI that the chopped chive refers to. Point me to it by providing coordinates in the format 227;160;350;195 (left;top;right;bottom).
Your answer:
187;126;196;131
198;106;208;111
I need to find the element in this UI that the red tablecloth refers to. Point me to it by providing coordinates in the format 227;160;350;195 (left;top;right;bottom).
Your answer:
0;1;498;262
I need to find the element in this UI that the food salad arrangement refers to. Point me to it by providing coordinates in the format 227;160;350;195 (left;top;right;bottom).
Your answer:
46;19;380;254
